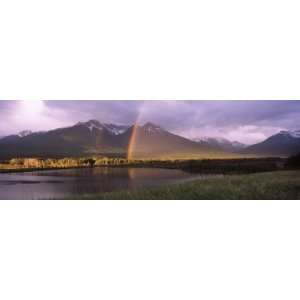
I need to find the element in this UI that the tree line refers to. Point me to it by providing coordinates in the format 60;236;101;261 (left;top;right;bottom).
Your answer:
7;157;141;169
1;153;299;173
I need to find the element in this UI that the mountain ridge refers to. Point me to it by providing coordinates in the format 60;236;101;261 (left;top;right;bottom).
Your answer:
1;121;299;159
193;137;246;152
243;130;300;156
0;120;235;159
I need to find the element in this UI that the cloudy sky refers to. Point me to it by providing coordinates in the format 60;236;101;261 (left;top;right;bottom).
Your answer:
0;100;299;144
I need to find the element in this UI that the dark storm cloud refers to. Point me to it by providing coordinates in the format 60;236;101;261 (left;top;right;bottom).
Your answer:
0;100;299;144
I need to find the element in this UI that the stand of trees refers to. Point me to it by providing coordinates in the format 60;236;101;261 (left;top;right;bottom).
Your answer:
286;153;300;169
9;157;92;169
0;156;290;175
5;156;140;170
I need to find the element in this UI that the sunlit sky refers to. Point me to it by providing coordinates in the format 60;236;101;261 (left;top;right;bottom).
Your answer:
0;100;299;144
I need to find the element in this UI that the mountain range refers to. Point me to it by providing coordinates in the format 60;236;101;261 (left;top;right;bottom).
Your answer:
0;120;299;159
0;120;229;159
193;137;246;152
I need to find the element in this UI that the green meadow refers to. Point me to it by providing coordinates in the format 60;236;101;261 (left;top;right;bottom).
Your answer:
73;170;300;200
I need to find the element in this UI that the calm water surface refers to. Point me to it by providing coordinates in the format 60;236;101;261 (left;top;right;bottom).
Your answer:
0;167;210;200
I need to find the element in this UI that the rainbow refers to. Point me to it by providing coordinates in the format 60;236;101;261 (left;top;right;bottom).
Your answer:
127;122;139;160
127;106;145;160
127;101;167;160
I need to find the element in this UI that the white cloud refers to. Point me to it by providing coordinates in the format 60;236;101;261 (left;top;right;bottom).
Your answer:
0;101;73;135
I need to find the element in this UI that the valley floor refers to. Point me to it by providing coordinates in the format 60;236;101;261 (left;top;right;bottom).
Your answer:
74;170;300;200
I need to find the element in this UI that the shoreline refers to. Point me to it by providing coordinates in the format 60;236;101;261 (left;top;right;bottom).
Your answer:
0;166;90;174
0;158;286;176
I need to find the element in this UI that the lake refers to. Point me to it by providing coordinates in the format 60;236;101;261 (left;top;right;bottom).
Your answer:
0;167;208;200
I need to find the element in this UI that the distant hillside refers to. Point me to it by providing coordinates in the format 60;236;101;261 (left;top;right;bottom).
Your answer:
0;120;235;160
193;137;246;152
243;130;300;157
0;120;127;159
124;123;232;159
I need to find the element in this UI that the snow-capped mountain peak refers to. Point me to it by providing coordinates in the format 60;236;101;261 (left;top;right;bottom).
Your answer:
86;120;104;132
142;122;163;133
76;120;102;131
289;130;300;138
195;136;229;144
77;120;129;135
103;123;129;135
18;130;33;138
193;136;246;151
244;129;300;156
278;130;300;139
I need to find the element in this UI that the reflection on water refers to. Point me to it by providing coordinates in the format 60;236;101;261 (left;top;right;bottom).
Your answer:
0;167;206;200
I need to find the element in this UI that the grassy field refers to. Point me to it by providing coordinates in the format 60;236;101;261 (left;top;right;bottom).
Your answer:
74;170;300;200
